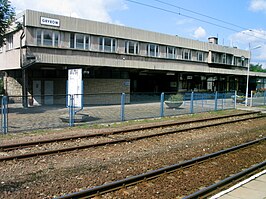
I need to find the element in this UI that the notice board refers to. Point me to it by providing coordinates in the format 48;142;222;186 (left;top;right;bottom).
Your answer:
67;68;83;108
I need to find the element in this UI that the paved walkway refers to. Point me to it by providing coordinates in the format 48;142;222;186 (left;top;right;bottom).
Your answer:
1;101;264;133
212;170;266;199
3;100;224;133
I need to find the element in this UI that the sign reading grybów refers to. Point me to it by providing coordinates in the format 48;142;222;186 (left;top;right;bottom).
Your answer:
41;17;60;27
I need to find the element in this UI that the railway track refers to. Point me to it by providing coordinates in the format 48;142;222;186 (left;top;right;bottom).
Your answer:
56;137;266;199
0;112;264;162
184;162;266;199
0;111;260;151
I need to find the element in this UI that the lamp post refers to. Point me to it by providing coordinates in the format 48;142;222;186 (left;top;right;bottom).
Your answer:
245;44;261;106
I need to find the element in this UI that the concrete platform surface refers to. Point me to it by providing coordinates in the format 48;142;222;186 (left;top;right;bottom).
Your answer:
211;170;266;199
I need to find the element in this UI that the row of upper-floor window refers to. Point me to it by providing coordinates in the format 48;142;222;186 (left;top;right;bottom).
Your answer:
34;29;207;62
0;29;248;67
211;52;248;67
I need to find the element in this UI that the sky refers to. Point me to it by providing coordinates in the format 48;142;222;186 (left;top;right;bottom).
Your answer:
10;0;266;68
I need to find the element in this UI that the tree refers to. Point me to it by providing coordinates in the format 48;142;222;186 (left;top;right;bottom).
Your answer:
0;0;15;47
250;63;266;73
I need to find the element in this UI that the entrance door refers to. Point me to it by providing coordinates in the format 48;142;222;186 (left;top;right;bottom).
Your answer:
44;81;54;105
33;80;42;105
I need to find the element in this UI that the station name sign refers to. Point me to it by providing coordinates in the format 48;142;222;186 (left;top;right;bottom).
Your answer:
40;17;60;27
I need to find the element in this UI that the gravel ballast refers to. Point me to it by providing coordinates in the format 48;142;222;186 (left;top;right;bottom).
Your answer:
0;110;265;199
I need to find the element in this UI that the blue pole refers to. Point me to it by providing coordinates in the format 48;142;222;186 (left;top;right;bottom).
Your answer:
1;96;8;134
214;91;218;111
234;91;237;109
69;95;71;126
264;91;266;106
221;93;224;110
120;93;125;121
69;95;74;126
190;92;194;114
66;80;68;107
1;95;3;133
201;93;204;112
160;92;164;117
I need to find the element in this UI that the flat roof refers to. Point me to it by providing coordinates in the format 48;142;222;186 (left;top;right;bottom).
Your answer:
19;9;249;58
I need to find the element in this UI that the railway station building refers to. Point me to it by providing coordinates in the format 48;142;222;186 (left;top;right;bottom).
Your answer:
0;10;266;105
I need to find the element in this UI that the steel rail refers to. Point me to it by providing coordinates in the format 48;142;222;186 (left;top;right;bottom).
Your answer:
0;111;261;150
56;137;266;199
0;115;264;162
183;160;266;199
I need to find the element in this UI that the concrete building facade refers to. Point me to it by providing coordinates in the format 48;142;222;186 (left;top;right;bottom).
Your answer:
0;10;266;105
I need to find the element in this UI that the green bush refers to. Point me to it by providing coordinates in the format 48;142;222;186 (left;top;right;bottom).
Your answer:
167;93;183;101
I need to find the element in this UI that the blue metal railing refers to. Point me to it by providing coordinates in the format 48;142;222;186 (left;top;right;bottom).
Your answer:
2;91;264;134
250;91;266;107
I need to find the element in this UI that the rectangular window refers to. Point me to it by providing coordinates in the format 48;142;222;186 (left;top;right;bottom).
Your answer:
241;57;247;67
128;42;135;54
222;54;226;64
197;52;204;62
112;39;116;52
99;37;104;51
167;46;176;59
125;41;139;54
147;44;159;57
99;37;116;52
105;38;112;52
54;32;59;47
212;53;216;63
43;30;53;46
37;30;42;46
36;29;60;47
70;33;90;50
70;33;75;48
227;55;232;65
235;57;242;66
85;36;89;50
76;34;84;49
6;34;13;50
182;49;191;60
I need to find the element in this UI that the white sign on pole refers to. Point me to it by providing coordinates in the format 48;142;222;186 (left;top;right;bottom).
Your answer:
68;69;83;108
